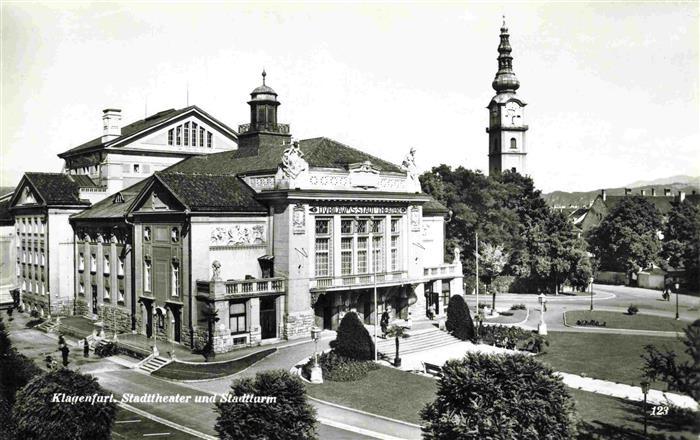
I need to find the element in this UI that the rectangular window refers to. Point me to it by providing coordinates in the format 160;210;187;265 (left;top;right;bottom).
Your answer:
168;129;174;145
391;218;400;233
229;301;246;333
39;220;45;234
40;251;45;266
79;253;85;272
79;282;85;296
22;249;26;263
192;123;197;146
341;219;354;234
144;260;151;292
372;236;384;273
90;254;96;273
356;219;368;234
118;257;124;277
341;237;353;275
199;127;205;147
357;237;368;274
184;122;190;146
118;289;125;304
104;285;110;301
103;254;110;275
171;261;180;297
207;131;213;148
314;218;332;277
371;219;383;234
441;281;451;309
176;126;182;145
391;236;399;271
133;164;140;173
16;263;20;277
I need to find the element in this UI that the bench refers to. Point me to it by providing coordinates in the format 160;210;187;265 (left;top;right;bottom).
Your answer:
423;362;443;376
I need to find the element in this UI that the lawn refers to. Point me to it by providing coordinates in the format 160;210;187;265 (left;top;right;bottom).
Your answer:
113;407;199;439
570;388;699;439
537;332;689;390
305;365;437;425
152;348;276;380
566;310;688;332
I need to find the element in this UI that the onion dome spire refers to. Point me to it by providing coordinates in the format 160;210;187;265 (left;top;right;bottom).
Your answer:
492;16;520;93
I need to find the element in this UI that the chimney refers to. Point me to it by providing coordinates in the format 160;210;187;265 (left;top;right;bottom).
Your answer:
664;188;671;197
600;189;607;201
678;191;686;202
640;189;646;196
102;109;122;142
624;188;632;195
651;188;656;197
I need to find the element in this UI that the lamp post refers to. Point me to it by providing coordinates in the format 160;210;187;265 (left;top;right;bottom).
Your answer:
674;282;680;320
589;276;595;311
310;326;323;384
640;380;650;436
538;293;547;335
475;232;479;311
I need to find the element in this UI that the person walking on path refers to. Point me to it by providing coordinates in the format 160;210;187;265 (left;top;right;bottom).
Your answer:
380;309;390;337
83;338;90;358
58;334;66;350
60;344;70;367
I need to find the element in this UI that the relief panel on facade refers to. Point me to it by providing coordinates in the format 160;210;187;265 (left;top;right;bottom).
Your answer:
210;224;266;247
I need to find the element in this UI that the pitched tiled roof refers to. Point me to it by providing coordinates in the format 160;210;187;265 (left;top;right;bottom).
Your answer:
165;137;403;175
71;179;149;220
156;173;266;213
58;106;238;158
19;173;97;206
604;195;675;215
423;197;449;215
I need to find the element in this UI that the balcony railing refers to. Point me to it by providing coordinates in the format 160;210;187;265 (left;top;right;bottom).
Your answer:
238;122;290;135
311;271;408;290
197;277;286;299
423;263;461;278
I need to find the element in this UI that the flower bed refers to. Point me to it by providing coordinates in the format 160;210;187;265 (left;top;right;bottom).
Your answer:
478;325;548;353
302;351;379;382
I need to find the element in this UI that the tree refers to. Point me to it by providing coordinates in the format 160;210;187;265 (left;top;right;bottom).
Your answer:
385;324;408;367
215;370;317;440
330;311;375;361
421;353;578;439
479;243;508;310
0;318;41;407
12;369;117;440
642;319;700;400
662;200;700;290
0;318;11;356
445;295;475;341
587;196;663;277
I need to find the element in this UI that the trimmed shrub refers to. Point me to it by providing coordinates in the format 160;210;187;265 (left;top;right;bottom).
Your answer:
95;341;118;358
215;370;317;440
330;312;375;361
13;369;117;440
445;295;475;341
421;353;578;439
480;325;548;353
303;351;379;382
510;303;526;311
627;304;639;315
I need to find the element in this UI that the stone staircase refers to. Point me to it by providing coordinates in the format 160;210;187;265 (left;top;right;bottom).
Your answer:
376;328;462;357
137;355;171;374
36;319;60;333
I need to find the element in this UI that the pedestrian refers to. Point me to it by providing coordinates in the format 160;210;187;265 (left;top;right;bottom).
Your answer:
380;309;390;337
58;334;66;350
83;338;90;358
60;344;70;367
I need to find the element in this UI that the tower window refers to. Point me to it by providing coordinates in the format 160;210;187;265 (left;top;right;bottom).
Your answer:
510;138;517;149
184;122;190;146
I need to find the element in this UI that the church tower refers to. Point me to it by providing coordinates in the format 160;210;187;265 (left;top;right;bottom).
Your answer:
487;18;528;176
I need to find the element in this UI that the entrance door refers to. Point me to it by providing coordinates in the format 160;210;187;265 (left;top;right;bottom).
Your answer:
260;297;276;339
91;286;98;315
173;308;181;343
143;302;153;338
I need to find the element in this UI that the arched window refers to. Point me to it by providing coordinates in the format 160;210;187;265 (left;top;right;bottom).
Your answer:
510;138;517;149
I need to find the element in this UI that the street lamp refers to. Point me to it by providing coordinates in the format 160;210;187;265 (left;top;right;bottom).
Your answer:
640;380;650;436
310;326;323;384
538;293;547;335
589;276;595;311
674;282;680;320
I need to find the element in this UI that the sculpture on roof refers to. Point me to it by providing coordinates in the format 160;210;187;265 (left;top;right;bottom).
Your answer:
280;140;309;180
401;147;421;192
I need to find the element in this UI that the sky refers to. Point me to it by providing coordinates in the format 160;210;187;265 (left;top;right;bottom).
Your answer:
1;2;698;193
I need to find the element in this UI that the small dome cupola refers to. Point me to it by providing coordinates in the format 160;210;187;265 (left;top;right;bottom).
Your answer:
249;69;280;126
492;16;520;94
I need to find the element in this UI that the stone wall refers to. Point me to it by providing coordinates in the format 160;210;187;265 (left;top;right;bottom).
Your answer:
284;310;315;340
97;304;131;335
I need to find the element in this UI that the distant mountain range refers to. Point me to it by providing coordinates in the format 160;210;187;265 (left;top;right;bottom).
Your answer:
543;176;700;208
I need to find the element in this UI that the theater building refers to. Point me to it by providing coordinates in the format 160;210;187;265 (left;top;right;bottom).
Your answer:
71;73;463;353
